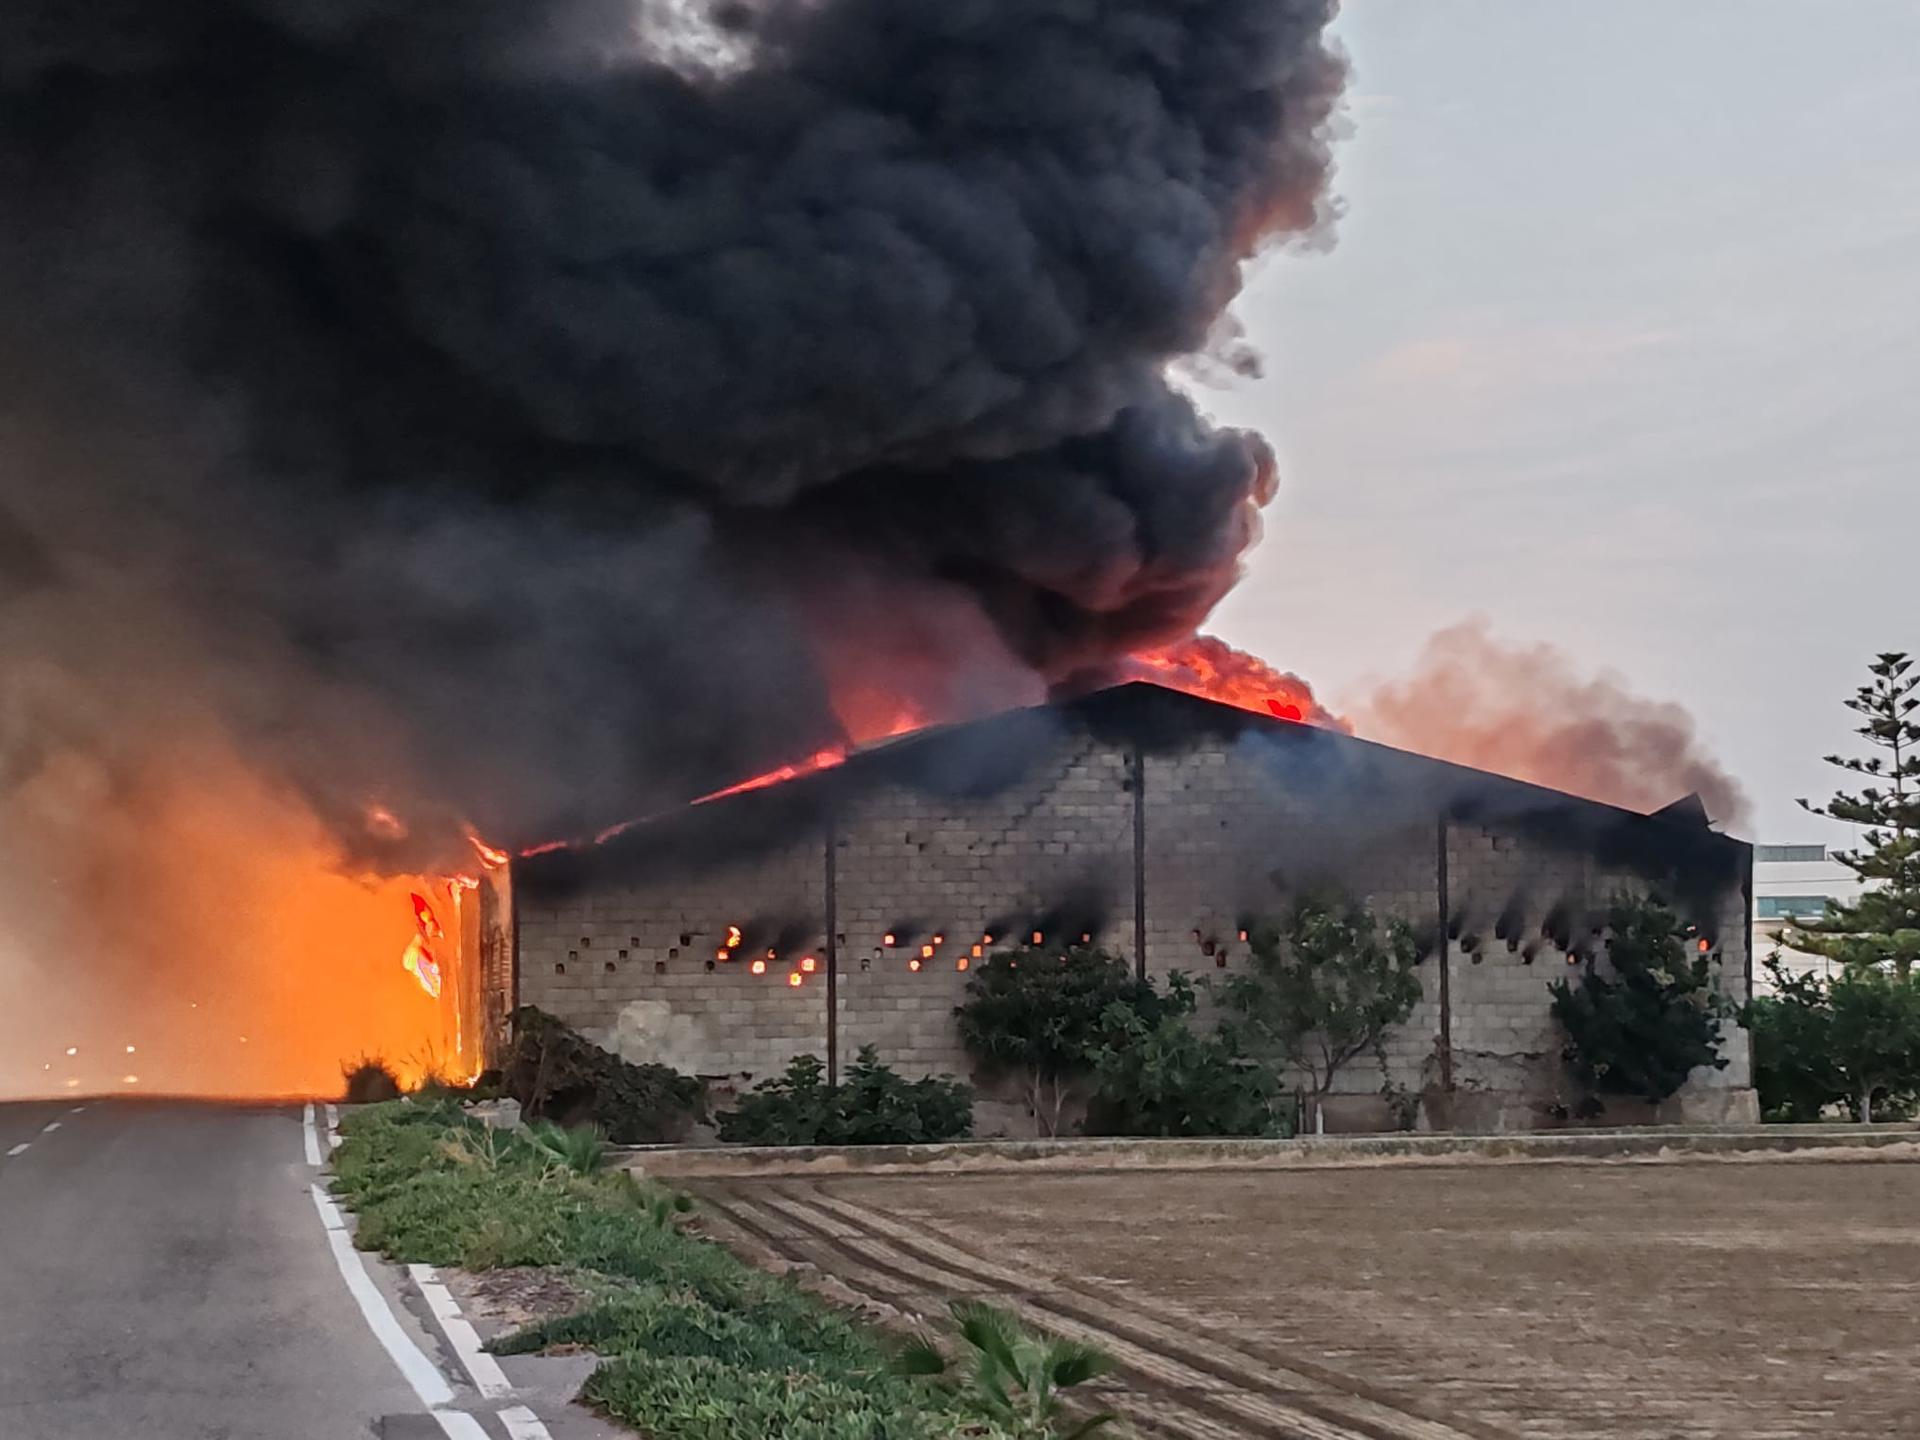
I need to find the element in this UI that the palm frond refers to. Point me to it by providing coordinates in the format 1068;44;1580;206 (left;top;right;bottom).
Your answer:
1046;1338;1116;1389
951;1300;1023;1376
892;1334;951;1379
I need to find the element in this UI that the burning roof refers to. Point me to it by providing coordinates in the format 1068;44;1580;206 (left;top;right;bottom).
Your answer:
515;682;1747;897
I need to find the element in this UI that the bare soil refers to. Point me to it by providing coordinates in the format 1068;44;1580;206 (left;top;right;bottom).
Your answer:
794;1160;1920;1438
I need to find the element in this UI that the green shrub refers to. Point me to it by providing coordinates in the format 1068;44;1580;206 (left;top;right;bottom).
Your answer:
493;1282;875;1375
583;1354;992;1440
954;945;1169;1135
503;1007;704;1144
1084;976;1285;1137
1549;895;1731;1110
717;1048;973;1146
1745;957;1847;1122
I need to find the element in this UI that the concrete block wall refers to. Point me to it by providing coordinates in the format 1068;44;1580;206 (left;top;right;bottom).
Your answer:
515;832;827;1082
1141;740;1444;1096
508;720;1754;1130
834;732;1135;1080
1442;825;1753;1122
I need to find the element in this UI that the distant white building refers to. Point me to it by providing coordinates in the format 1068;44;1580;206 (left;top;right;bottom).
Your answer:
1751;843;1864;986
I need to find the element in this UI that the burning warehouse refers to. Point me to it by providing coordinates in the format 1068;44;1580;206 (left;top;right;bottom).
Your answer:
0;0;1751;1102
492;682;1756;1133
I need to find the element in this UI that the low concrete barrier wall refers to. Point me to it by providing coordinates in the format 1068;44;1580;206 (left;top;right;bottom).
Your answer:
623;1124;1920;1179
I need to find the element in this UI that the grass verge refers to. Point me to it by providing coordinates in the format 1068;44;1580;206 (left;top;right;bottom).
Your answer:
331;1100;1015;1439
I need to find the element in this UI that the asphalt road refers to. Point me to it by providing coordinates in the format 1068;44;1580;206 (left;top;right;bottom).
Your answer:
0;1098;426;1439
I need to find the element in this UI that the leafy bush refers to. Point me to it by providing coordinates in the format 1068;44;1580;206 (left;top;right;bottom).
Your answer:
717;1048;973;1146
1084;975;1286;1137
955;945;1168;1135
1549;895;1731;1111
342;1057;404;1103
1219;897;1422;1131
1826;966;1920;1122
897;1300;1116;1439
1746;956;1920;1123
502;1006;704;1144
1745;957;1847;1121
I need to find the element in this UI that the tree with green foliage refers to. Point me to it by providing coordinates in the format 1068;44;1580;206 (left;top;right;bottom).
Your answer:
1746;954;1920;1124
1549;895;1731;1113
1787;652;1920;979
1744;956;1847;1122
1084;974;1287;1138
1219;897;1422;1133
1826;966;1920;1123
955;945;1167;1136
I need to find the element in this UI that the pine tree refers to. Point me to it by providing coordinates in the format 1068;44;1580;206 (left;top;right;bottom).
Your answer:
1789;653;1920;979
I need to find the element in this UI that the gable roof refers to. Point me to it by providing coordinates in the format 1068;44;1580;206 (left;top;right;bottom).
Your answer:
512;681;1748;897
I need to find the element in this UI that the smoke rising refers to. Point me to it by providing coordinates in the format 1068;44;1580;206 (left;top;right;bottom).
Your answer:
0;0;1346;864
1352;620;1750;831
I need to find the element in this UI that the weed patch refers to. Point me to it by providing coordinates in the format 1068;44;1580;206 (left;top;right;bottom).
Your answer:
330;1103;1014;1438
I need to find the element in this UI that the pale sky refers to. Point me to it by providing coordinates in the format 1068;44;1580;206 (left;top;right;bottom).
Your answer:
1208;0;1919;843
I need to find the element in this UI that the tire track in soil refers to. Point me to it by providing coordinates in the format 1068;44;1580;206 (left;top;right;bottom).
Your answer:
690;1180;1510;1440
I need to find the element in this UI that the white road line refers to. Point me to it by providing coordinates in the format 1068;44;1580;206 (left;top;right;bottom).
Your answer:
69;1105;88;1115
302;1102;323;1167
40;1121;59;1134
5;1143;28;1157
325;1102;343;1150
408;1265;513;1398
308;1185;456;1408
432;1412;492;1440
500;1406;553;1439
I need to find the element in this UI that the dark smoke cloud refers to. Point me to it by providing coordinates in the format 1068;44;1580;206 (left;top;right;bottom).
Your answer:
0;0;1345;857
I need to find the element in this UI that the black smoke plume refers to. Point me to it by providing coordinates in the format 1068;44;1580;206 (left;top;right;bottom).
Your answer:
0;0;1345;859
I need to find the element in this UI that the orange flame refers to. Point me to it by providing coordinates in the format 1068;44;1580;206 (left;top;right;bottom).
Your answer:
1124;635;1342;729
400;933;442;999
465;831;511;869
694;747;848;804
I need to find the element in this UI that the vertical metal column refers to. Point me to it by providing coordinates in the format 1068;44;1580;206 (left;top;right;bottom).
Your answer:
1131;746;1148;981
824;813;839;1087
1436;814;1454;1093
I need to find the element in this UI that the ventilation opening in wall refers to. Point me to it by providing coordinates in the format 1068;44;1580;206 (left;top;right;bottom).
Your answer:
654;961;667;975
